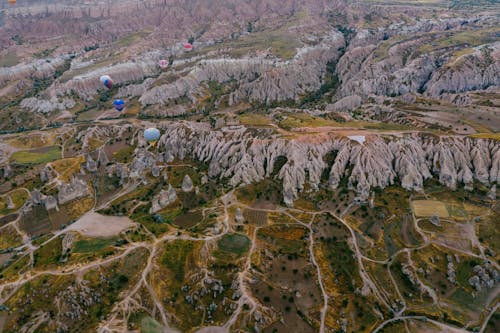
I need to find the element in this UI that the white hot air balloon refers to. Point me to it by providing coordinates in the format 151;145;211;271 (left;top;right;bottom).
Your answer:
144;128;161;142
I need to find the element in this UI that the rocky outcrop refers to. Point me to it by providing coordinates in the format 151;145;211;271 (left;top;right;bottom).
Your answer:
425;44;500;97
44;195;59;211
182;175;194;192
0;56;70;87
150;184;177;213
327;95;362;112
487;185;496;200
157;122;499;207
468;263;498;291
97;149;109;167
235;207;244;224
58;177;89;205
140;31;345;107
54;55;160;99
20;97;75;114
85;154;97;173
6;195;14;210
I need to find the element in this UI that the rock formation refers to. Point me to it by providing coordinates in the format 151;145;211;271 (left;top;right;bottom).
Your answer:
235;207;244;224
157;122;499;207
182;175;194;192
6;195;14;210
150;184;177;213
58;177;89;205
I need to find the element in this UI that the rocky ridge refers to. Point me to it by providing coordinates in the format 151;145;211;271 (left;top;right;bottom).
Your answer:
156;122;499;206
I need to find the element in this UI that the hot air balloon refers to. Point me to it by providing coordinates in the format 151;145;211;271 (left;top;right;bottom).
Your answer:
144;128;161;142
183;42;193;51
158;59;169;69
100;75;113;89
8;0;16;4
113;99;125;112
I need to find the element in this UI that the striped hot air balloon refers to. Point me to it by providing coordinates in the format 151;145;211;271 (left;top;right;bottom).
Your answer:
99;75;113;89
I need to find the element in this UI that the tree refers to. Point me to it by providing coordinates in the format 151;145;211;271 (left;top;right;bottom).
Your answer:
247;21;253;33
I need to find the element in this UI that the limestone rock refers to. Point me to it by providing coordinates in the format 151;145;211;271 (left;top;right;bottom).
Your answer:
44;195;59;211
6;195;14;210
58;177;89;205
85;154;97;173
487;185;496;200
182;175;194;192
328;95;362;112
150;184;177;213
235;207;244;224
97;149;109;167
157;122;499;207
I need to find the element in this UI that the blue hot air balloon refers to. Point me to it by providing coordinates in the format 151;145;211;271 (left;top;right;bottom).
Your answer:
100;75;113;89
113;99;125;112
144;128;161;142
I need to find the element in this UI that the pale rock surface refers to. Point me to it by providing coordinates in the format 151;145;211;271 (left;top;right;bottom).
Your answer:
235;207;244;224
182;174;194;192
157;122;499;207
6;195;14;210
58;177;89;205
150;184;177;213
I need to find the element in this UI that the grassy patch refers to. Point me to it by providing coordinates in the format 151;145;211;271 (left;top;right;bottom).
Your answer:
115;29;152;48
161;240;196;283
10;146;61;165
0;51;20;67
214;233;250;261
202;31;301;60
51;156;85;182
238;113;271;126
6;132;58;149
73;237;118;253
0;189;29;215
0;225;23;250
33;237;63;268
412;200;449;217
140;316;164;333
469;132;500;140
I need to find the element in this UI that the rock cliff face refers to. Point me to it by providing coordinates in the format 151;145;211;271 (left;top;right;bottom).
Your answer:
157;122;499;206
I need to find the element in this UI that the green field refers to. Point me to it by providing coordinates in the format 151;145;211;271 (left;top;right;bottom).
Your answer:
215;233;250;259
162;240;196;282
10;146;61;165
73;238;118;253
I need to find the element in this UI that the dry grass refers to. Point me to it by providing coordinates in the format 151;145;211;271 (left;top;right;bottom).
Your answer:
51;156;85;182
238;114;271;126
65;196;94;221
412;200;449;217
6;132;57;149
469;132;500;140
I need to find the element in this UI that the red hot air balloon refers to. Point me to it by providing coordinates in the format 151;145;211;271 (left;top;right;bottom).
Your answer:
183;42;193;51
